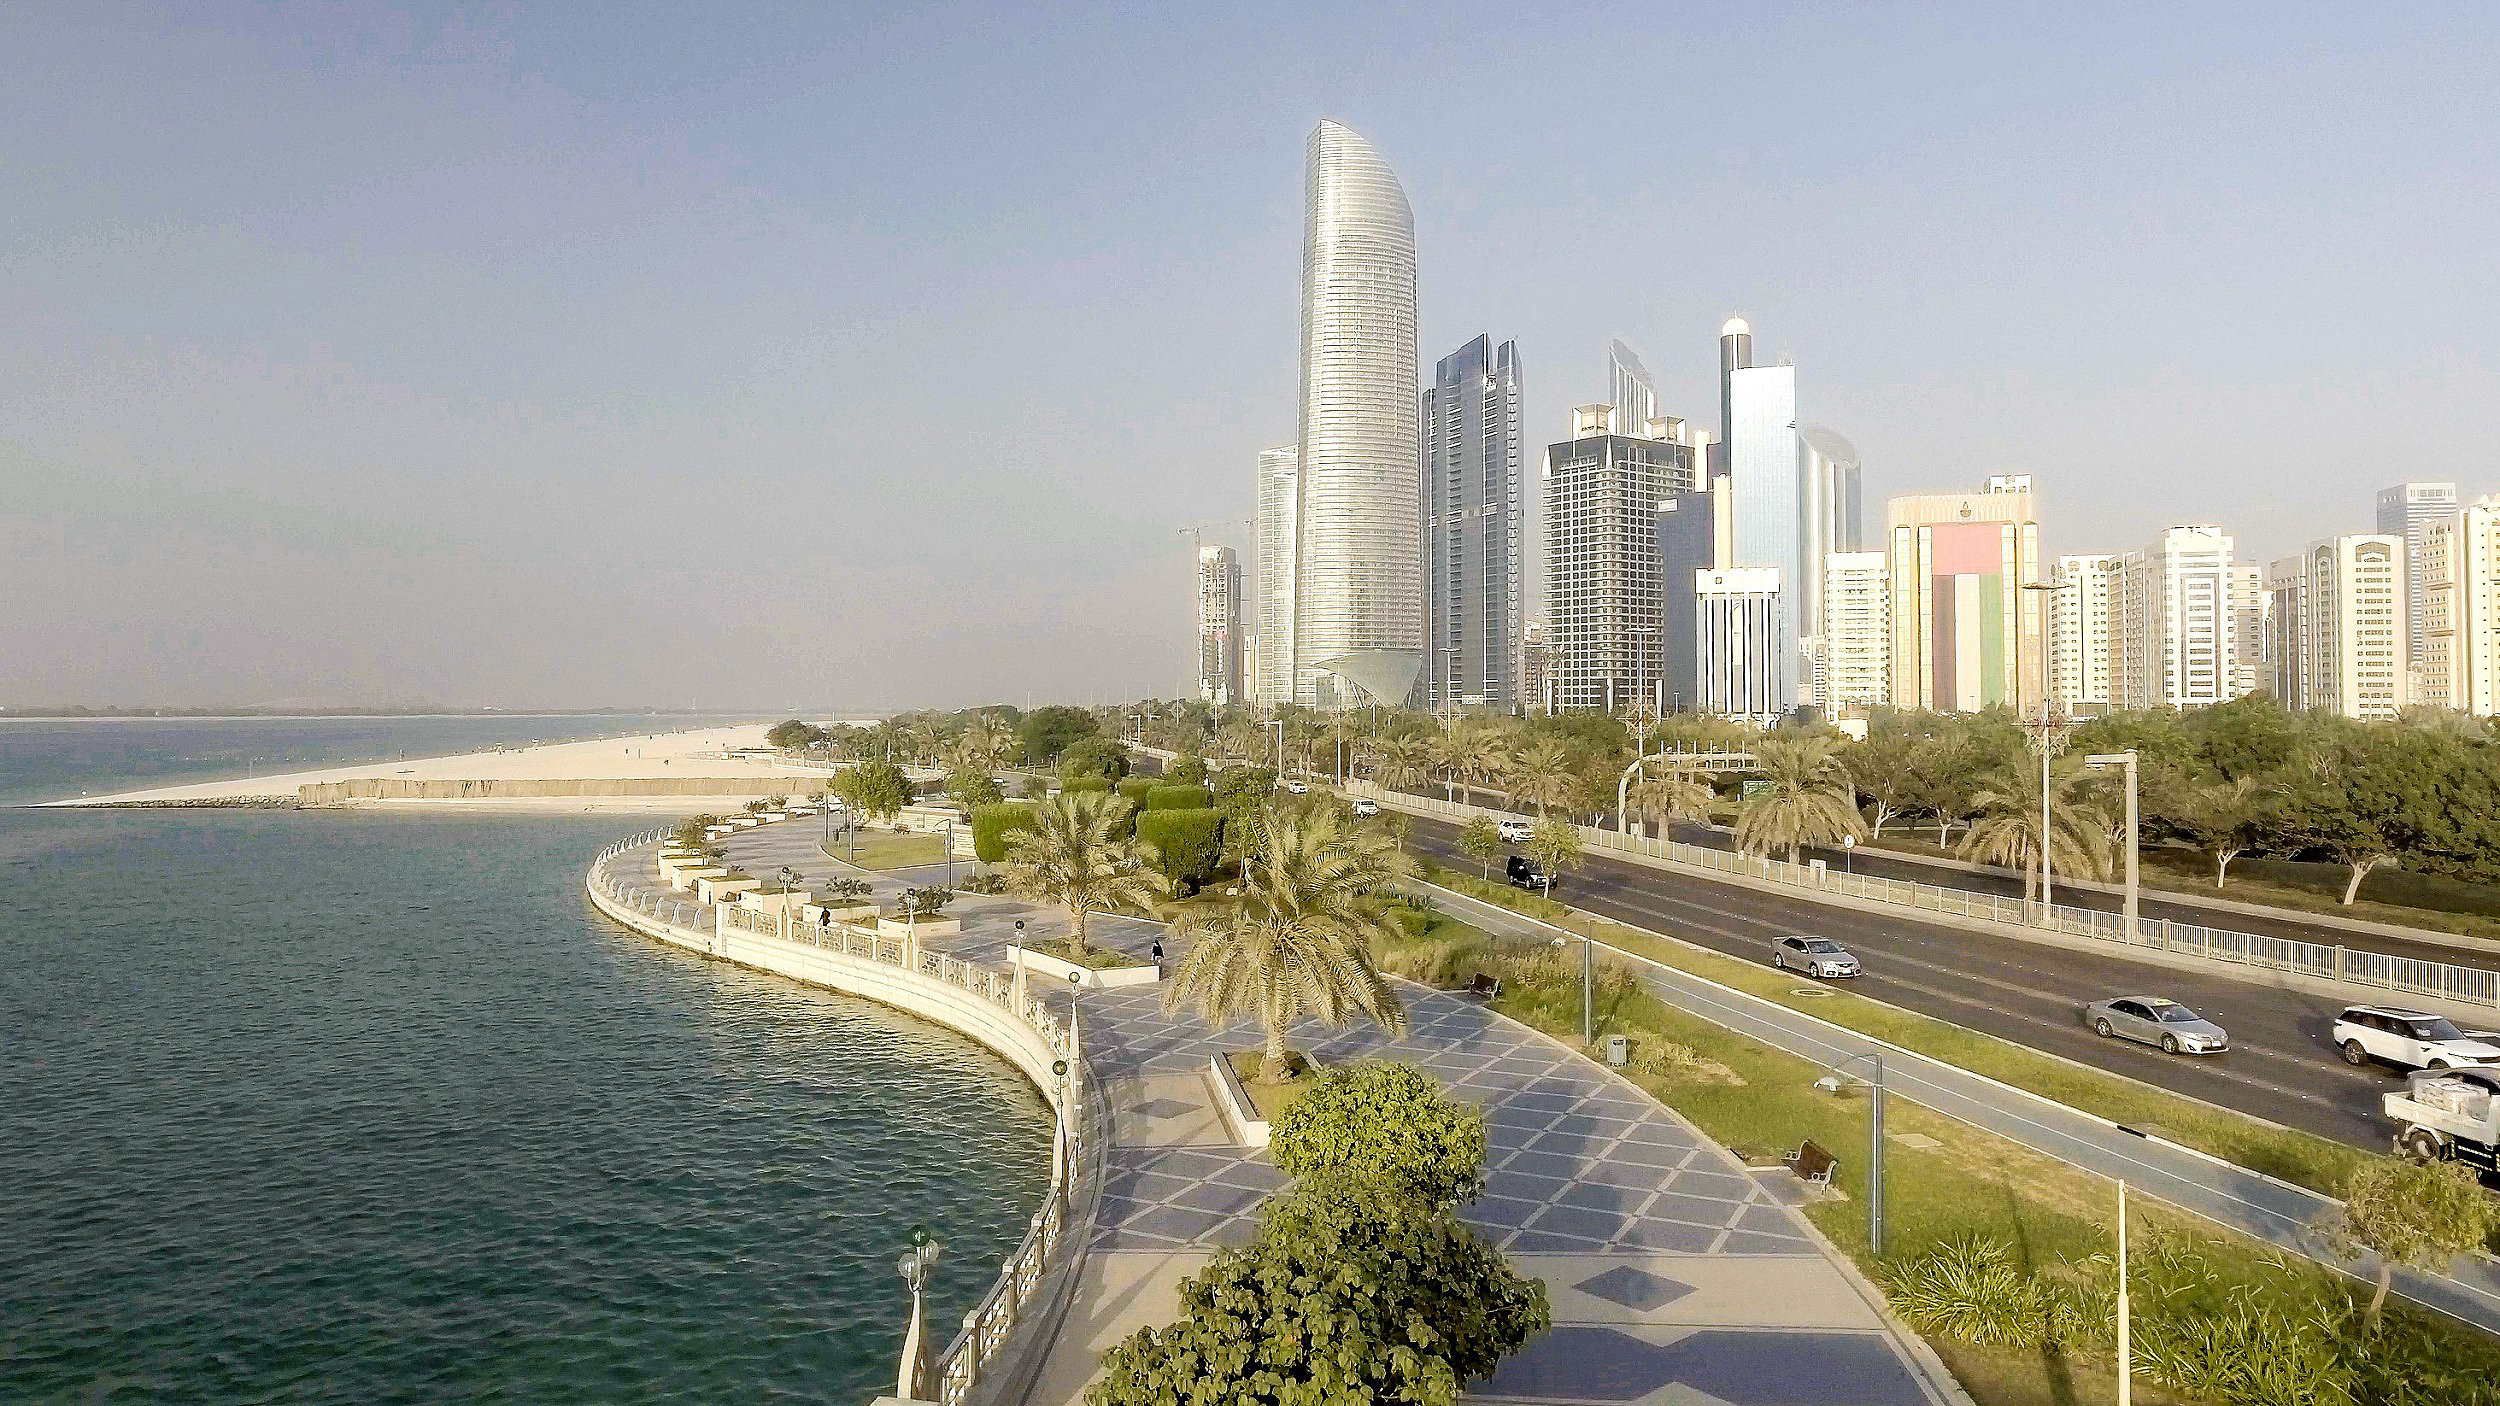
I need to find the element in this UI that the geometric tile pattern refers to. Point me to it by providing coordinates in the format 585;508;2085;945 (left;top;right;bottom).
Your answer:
1126;1098;1196;1121
1474;1326;1933;1405
1573;1264;1695;1312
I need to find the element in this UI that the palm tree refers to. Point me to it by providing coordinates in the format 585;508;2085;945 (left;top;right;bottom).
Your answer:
1733;737;1866;864
1217;720;1265;766
1163;804;1409;1083
1956;758;2112;900
996;790;1169;956
1364;735;1433;796
1506;738;1578;816
1435;726;1503;806
1628;768;1716;839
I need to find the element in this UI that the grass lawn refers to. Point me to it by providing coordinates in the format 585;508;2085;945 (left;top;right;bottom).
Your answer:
821;830;949;870
1370;900;2500;1406
1223;1048;1318;1124
1416;865;2370;1198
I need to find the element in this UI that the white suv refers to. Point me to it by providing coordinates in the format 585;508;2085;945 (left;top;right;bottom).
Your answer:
2333;1006;2500;1071
1497;817;1532;843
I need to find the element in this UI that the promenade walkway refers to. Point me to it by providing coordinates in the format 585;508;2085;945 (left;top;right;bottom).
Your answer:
687;823;1965;1406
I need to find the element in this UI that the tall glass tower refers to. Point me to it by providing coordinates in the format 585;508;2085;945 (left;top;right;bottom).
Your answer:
1728;361;1801;709
1423;335;1523;712
1293;120;1421;707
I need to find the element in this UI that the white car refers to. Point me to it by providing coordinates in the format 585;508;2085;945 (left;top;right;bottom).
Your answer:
2334;1006;2500;1071
1496;817;1532;842
1770;935;1861;979
1282;780;1309;795
1351;798;1379;817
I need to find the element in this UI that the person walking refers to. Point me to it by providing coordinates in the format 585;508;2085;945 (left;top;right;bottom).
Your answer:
1150;936;1165;977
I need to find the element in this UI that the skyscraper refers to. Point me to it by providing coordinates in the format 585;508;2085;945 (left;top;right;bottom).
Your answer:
2297;534;2408;719
1290;120;1421;708
1885;479;2044;713
1715;317;1752;477
1423;335;1524;712
1252;445;1299;706
1818;551;1891;712
1608;339;1656;441
1796;423;1864;683
1727;359;1802;708
2422;496;2500;716
1655;486;1718;712
1544;405;1698;711
2111;526;2237;711
1196;545;1244;706
2378;481;2459;672
2050;553;2120;709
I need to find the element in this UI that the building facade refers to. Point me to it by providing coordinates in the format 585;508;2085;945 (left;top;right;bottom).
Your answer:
1291;120;1421;707
1421;335;1524;712
2421;496;2500;716
2264;556;2306;704
1655;487;1718;713
1817;551;1890;712
2378;481;2459;673
2111;526;2236;711
1196;545;1244;705
1884;479;2044;714
2230;561;2267;700
1695;568;1787;724
1252;445;1300;705
2298;534;2408;720
1543;405;1698;712
1608;339;1655;443
1726;361;1802;709
2050;553;2119;709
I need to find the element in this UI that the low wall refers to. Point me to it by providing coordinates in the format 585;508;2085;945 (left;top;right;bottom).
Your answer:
302;776;830;803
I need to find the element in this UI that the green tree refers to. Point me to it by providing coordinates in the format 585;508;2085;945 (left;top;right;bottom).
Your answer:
1843;721;1928;838
2278;725;2440;904
1135;807;1225;895
1733;737;1865;864
2180;692;2305;781
1457;815;1502;878
1165;753;1210;787
1627;768;1715;839
1059;736;1132;782
2319;1154;2500;1329
1270;1062;1487;1207
835;760;914;823
1525;816;1584;889
1017;705;1099;765
944;765;1003;811
1505;737;1578;816
1087;1177;1549;1406
2160;772;2271;888
1956;758;2111;899
1363;735;1435;796
1164;804;1408;1083
765;718;825;750
997;790;1168;956
970;801;1040;865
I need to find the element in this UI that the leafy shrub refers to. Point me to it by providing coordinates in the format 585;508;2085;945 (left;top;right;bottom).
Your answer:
1059;775;1114;795
893;886;953;920
970;802;1040;863
1144;783;1213;811
1133;808;1223;894
1166;754;1210;787
1881;1237;2085;1349
1058;737;1130;782
1016;705;1097;764
1269;1061;1487;1209
820;877;873;902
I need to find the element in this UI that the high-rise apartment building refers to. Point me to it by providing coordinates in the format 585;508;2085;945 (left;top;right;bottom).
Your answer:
1608;339;1656;442
1422;335;1524;712
2297;535;2408;720
1655;487;1718;713
1817;551;1890;712
1196;545;1244;705
2264;556;2306;703
1543;405;1699;711
2230;562;2267;699
2420;497;2500;716
1727;359;1802;709
2378;481;2458;671
1885;479;2044;713
2050;553;2119;709
1695;568;1787;724
2111;526;2236;711
1290;120;1420;708
1252;445;1299;705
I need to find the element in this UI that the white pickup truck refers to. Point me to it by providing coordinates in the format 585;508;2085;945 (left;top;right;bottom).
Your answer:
2385;1068;2500;1176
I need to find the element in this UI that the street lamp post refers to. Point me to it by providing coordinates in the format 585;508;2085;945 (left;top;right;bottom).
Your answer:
2020;577;2075;915
895;1225;941;1402
2085;751;2141;939
1827;1052;1887;1256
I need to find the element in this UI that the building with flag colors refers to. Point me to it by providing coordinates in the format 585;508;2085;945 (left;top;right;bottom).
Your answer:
1885;477;2044;713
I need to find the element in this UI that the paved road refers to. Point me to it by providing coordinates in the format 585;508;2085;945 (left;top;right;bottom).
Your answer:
1400;811;2412;1149
1424;879;2500;1337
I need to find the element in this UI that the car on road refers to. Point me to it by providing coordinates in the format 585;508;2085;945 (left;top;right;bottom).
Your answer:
1351;797;1379;817
2085;996;2228;1055
1506;854;1548;890
1281;779;1309;795
1497;817;1532;842
1769;935;1860;979
2333;1006;2500;1071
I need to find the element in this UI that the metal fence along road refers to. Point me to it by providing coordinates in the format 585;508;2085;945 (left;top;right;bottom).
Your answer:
587;833;1097;1406
1344;782;2500;1011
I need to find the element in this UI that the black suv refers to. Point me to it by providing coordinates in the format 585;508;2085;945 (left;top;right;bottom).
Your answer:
1506;854;1548;890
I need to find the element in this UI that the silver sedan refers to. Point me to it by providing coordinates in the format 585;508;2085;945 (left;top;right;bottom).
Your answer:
1770;935;1861;979
2085;996;2229;1055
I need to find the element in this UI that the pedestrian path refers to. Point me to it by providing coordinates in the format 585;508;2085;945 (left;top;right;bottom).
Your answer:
696;824;1965;1406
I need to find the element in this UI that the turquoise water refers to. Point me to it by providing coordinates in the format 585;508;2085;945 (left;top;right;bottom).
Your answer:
0;725;1052;1402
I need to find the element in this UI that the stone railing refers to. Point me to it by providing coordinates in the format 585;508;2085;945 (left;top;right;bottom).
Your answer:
585;829;1100;1405
1345;780;2500;1011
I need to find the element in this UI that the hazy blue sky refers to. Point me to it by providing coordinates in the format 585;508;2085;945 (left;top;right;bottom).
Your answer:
5;3;2494;710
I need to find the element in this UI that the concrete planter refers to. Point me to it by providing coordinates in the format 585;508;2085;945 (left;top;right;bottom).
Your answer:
878;916;962;939
737;888;812;917
805;903;879;927
670;865;728;893
698;876;762;903
1008;943;1161;991
1205;1053;1271;1148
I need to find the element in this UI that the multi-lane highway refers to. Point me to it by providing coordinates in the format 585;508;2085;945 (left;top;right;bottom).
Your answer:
1399;810;2419;1148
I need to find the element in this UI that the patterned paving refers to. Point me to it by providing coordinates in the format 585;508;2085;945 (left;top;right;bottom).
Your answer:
694;823;1956;1406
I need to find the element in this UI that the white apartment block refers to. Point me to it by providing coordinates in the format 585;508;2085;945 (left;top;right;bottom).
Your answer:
1815;551;1890;712
1252;445;1299;705
2379;481;2458;668
2297;534;2408;720
2110;526;2236;711
1696;568;1787;725
2230;561;2266;700
2421;496;2500;716
2050;553;2118;708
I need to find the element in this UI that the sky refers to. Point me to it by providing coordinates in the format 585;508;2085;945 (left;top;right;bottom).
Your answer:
4;2;2495;711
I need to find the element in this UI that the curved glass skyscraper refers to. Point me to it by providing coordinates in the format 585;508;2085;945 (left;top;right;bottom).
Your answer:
1292;120;1421;707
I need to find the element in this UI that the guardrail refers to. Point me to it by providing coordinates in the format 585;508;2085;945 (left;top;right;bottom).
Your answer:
586;832;1094;1406
1346;782;2500;1011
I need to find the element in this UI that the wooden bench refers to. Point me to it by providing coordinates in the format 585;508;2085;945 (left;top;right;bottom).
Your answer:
1784;1139;1839;1188
1465;973;1502;1000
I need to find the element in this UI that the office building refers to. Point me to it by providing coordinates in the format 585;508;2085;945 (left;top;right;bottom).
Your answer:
1817;551;1890;712
2111;526;2236;711
1290;120;1421;707
1252;445;1299;705
1727;358;1803;707
1714;317;1752;477
1521;621;1552;715
2297;534;2408;720
1543;405;1699;711
1195;545;1244;706
2230;562;2267;699
1696;568;1787;724
2378;481;2459;669
1655;486;1718;712
2421;496;2500;715
1885;479;2044;713
2050;553;2119;709
2264;556;2306;703
1608;339;1656;442
1421;335;1524;712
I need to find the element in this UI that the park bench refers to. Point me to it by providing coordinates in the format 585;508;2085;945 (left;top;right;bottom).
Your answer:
1465;973;1502;1000
1783;1139;1839;1188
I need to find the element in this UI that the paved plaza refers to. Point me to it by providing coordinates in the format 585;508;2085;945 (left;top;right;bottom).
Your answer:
657;823;1966;1406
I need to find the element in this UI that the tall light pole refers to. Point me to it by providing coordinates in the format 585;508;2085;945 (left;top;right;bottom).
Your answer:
2020;577;2074;913
2086;750;2141;939
1266;717;1285;780
1829;1052;1887;1256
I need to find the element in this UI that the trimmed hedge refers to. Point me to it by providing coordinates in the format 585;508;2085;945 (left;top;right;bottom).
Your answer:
972;802;1040;863
1060;776;1114;795
1115;776;1157;804
1145;783;1214;811
1135;808;1224;894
